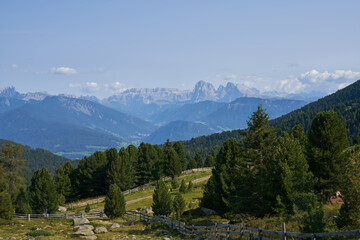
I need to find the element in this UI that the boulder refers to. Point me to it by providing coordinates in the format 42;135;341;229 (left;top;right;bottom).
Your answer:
80;236;97;240
146;207;153;214
73;228;95;236
201;207;216;215
110;223;121;228
94;226;108;234
58;206;67;212
73;218;90;226
74;225;94;231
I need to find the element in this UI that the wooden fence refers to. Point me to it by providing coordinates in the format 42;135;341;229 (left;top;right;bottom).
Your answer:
66;167;213;209
124;210;360;240
14;212;104;221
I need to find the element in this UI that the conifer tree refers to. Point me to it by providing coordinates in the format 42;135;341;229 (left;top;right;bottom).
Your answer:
0;190;13;219
336;146;360;229
307;111;349;200
29;168;58;214
165;148;182;178
187;181;193;191
104;184;125;219
54;166;71;204
15;188;31;214
85;203;91;213
152;181;172;216
195;154;203;168
264;133;314;215
179;179;187;193
0;141;26;202
174;142;187;171
173;193;186;220
106;148;134;190
204;155;215;167
187;159;197;169
202;138;244;213
241;105;277;215
137;143;159;185
171;177;179;190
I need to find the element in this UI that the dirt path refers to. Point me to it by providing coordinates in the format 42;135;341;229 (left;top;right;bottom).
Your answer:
91;175;212;212
124;175;212;205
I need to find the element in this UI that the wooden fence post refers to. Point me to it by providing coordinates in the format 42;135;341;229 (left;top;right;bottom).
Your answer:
312;234;316;240
100;211;103;218
215;222;218;238
81;212;84;219
65;213;67;220
226;225;230;239
27;214;30;222
192;224;194;237
178;219;181;232
204;226;207;239
356;230;360;240
282;222;287;240
258;228;262;240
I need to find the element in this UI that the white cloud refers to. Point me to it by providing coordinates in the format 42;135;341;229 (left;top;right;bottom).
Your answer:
11;64;18;68
69;83;81;88
277;69;360;94
69;81;127;95
50;67;78;75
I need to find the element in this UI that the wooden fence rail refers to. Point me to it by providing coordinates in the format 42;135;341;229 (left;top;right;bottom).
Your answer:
124;210;360;240
13;212;105;221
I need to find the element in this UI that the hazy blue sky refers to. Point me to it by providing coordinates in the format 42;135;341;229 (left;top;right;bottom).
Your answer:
1;1;360;98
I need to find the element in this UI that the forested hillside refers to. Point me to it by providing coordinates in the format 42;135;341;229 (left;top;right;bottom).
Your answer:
0;139;74;174
270;79;360;143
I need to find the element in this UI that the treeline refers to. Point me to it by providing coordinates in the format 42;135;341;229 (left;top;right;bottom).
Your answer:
179;129;244;160
0;138;210;218
202;106;360;230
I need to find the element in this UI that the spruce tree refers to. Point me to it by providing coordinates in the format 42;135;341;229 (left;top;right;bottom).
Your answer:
179;179;187;193
85;203;91;213
15;188;31;214
264;133;314;215
187;181;193;191
152;181;172;216
104;184;125;219
173;193;186;220
195;154;203;168
204;155;215;167
336;146;360;229
54;166;71;204
173;142;187;171
29;168;58;214
171;177;179;190
0;141;26;202
202;138;244;213
307;111;349;201
241;105;277;216
0;190;13;219
166;148;182;178
187;159;197;169
137;143;158;185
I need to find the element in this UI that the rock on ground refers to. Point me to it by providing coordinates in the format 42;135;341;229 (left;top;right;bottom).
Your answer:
110;223;121;228
58;206;67;212
201;207;217;215
80;236;97;240
94;226;108;234
73;218;90;226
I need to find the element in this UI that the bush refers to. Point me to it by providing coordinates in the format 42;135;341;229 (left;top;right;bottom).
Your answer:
85;203;90;213
179;179;187;193
26;230;52;236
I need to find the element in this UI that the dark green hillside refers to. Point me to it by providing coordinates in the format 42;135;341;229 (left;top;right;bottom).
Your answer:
0;139;74;174
180;129;245;160
270;79;360;143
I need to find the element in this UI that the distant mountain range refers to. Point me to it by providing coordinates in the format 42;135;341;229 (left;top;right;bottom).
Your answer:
178;79;360;161
0;81;310;158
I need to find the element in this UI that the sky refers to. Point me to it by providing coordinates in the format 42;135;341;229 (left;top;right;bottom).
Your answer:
1;1;360;98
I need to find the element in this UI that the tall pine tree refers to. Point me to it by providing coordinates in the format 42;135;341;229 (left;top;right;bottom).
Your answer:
307;111;349;201
104;184;125;219
29;168;58;214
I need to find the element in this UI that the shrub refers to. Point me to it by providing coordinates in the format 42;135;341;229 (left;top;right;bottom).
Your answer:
26;230;52;236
